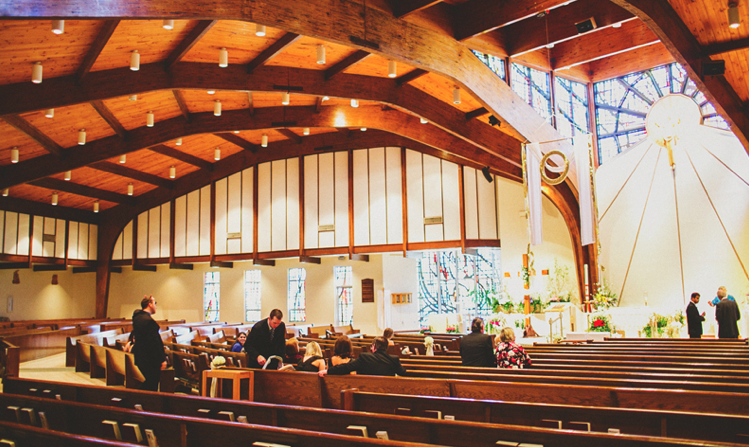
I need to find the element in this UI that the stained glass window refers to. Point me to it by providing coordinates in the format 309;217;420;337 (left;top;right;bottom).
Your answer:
244;270;262;322
555;76;590;145
203;271;220;322
287;268;306;322
511;63;552;121
471;50;506;81
334;266;354;326
594;63;730;164
417;249;501;328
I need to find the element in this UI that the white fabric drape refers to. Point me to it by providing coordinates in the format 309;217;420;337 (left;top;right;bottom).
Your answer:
576;137;596;246
525;143;543;246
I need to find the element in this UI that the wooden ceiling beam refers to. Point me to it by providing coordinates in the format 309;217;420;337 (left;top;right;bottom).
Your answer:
172;90;191;122
465;107;488;120
214;132;259;152
389;0;442;18
247;32;301;74
0;195;99;223
610;0;749;152
506;0;634;56
148;144;214;170
337;127;351;138
587;42;674;82
248;92;255;116
164;20;218;70
28;178;135;205
703;37;749;57
90;100;127;139
325;50;371;80
454;0;572;41
276;128;302;144
3;115;63;157
77;20;120;85
89;161;174;189
396;68;428;86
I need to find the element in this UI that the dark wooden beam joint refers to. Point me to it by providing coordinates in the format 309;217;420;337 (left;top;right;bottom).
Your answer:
299;255;321;264
325;50;371;80
247;33;302;74
3;115;63;157
169;263;194;270
90;100;127;139
465;107;489;120
253;258;276;266
349;254;370;262
132;264;157;272
32;264;67;272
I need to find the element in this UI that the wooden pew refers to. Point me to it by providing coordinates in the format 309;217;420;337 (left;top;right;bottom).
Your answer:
3;378;740;447
85;343;175;392
0;420;144;447
66;330;123;367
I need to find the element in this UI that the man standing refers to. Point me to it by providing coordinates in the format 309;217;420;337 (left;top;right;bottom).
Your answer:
459;317;497;367
686;292;705;339
246;309;286;369
323;337;406;376
132;295;166;391
716;293;741;338
709;286;735;307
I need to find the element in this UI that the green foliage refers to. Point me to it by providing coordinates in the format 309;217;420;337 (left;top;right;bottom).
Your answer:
593;275;619;309
546;259;574;302
642;313;669;338
589;314;613;332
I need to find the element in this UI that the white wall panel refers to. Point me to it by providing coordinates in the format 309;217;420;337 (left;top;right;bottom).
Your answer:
214;177;228;256
122;221;133;260
353;149;370;246
257;162;272;252
422;154;444;242
385;147;403;245
286;158;300;250
55;219;66;259
477;171;498;239
89;225;98;261
334;151;349;247
32;216;44;256
318;153;335;248
464;167;479;239
174;196;186;257
137;212;148;259
17;213;29;256
67;222;78;259
368;147;387;245
199;186;211;256
77;223;89;260
441;161;460;241
241;167;254;254
43;217;56;258
112;232;123;260
304;155;319;249
3;212;17;254
406;150;425;243
160;204;170;258
227;173;242;235
0;212;4;253
148;208;160;258
271;160;287;251
186;191;200;256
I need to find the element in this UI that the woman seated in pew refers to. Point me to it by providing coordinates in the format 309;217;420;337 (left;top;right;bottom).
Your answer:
331;336;355;373
383;328;395;346
296;341;326;372
231;332;247;353
285;337;303;364
496;327;532;369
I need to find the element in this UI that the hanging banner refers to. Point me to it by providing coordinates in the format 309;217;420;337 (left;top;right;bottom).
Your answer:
524;143;543;246
576;136;596;246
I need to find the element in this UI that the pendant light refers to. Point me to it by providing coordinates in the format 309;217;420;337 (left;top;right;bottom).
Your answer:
32;62;43;84
261;134;268;147
214;100;222;116
214;148;221;161
52;20;65;34
130;50;140;71
219;47;228;67
45;108;54;118
78;129;86;145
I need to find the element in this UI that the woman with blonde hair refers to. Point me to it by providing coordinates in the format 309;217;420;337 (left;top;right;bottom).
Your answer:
495;327;531;369
296;341;326;372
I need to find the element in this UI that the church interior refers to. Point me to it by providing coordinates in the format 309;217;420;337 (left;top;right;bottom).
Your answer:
0;0;749;445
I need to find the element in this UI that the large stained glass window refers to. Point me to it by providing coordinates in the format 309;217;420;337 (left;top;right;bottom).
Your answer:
594;63;730;164
244;270;262;322
511;63;552;121
555;76;590;144
471;50;506;81
287;268;306;322
417;249;501;328
334;266;354;326
203;271;220;322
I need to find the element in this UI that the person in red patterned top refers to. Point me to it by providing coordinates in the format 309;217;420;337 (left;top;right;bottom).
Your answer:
495;327;532;369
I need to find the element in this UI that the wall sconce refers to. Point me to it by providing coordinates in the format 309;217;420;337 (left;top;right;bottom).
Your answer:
12;270;20;284
51;274;59;285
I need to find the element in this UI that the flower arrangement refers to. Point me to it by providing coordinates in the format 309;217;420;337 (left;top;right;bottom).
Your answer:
486;313;507;335
641;313;669;338
210;355;226;370
592;276;618;309
446;326;459;334
424;336;435;356
589;314;612;332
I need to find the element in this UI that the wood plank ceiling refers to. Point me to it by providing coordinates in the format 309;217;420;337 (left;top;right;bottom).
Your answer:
0;0;747;220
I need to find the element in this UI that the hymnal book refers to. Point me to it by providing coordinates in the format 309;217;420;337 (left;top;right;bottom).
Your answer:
494;441;518;446
134;404;144;411
375;431;389;440
6;406;20;423
197;409;211;416
28;388;37;393
55;394;61;400
38;412;49;429
444;415;455;421
102;420;122;440
346;425;368;437
394;408;411;416
237;416;248;424
42;390;52;396
540;419;562;429
423;410;442;419
122;423;143;443
0;440;16;446
20;408;36;425
145;429;159;447
568;421;591;432
110;397;122;404
217;411;235;422
608;428;621;434
517;444;544;447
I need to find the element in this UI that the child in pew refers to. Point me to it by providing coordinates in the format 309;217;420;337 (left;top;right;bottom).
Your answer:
231;332;247;353
495;327;532;369
296;341;326;372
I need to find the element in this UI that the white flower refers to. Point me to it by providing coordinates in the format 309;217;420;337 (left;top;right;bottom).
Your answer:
424;336;434;348
211;356;226;369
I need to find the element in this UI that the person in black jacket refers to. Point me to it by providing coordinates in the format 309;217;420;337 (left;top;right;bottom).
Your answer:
321;337;406;376
686;292;705;339
131;295;166;391
245;309;286;369
716;295;742;339
459;317;497;367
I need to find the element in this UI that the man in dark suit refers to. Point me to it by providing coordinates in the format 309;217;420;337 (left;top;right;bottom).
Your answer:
716;295;741;338
245;309;286;369
459;317;496;367
323;337;406;376
686;292;705;339
131;295;166;391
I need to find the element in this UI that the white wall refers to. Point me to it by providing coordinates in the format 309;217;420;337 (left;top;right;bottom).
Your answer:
381;254;420;332
0;268;96;320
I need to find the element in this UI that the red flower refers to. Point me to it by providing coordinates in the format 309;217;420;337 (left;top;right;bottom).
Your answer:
593;319;605;328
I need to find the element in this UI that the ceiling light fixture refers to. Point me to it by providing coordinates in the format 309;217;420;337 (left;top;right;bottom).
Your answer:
453;88;461;105
219;47;228;67
146;111;154;127
32;62;43;84
207;90;216;95
317;44;326;64
45;108;54;118
214;100;222;116
51;20;64;34
78;129;86;145
388;60;397;78
127;183;134;196
351;99;359;108
612;22;622;28
163;19;174;30
93;201;99;213
129;94;137;101
51;192;58;206
261;134;268;147
322;96;329;101
282;92;290;105
11;147;19;163
233;130;240;134
130;50;140;71
169;166;176;179
360;127;367;131
255;24;266;36
214;148;221;160
729;2;741;28
119;154;126;164
420;117;428;124
175;138;182;146
303;128;310;135
2;188;8;197
64;170;71;181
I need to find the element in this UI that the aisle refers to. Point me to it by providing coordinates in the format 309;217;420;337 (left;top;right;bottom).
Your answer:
6;353;108;390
